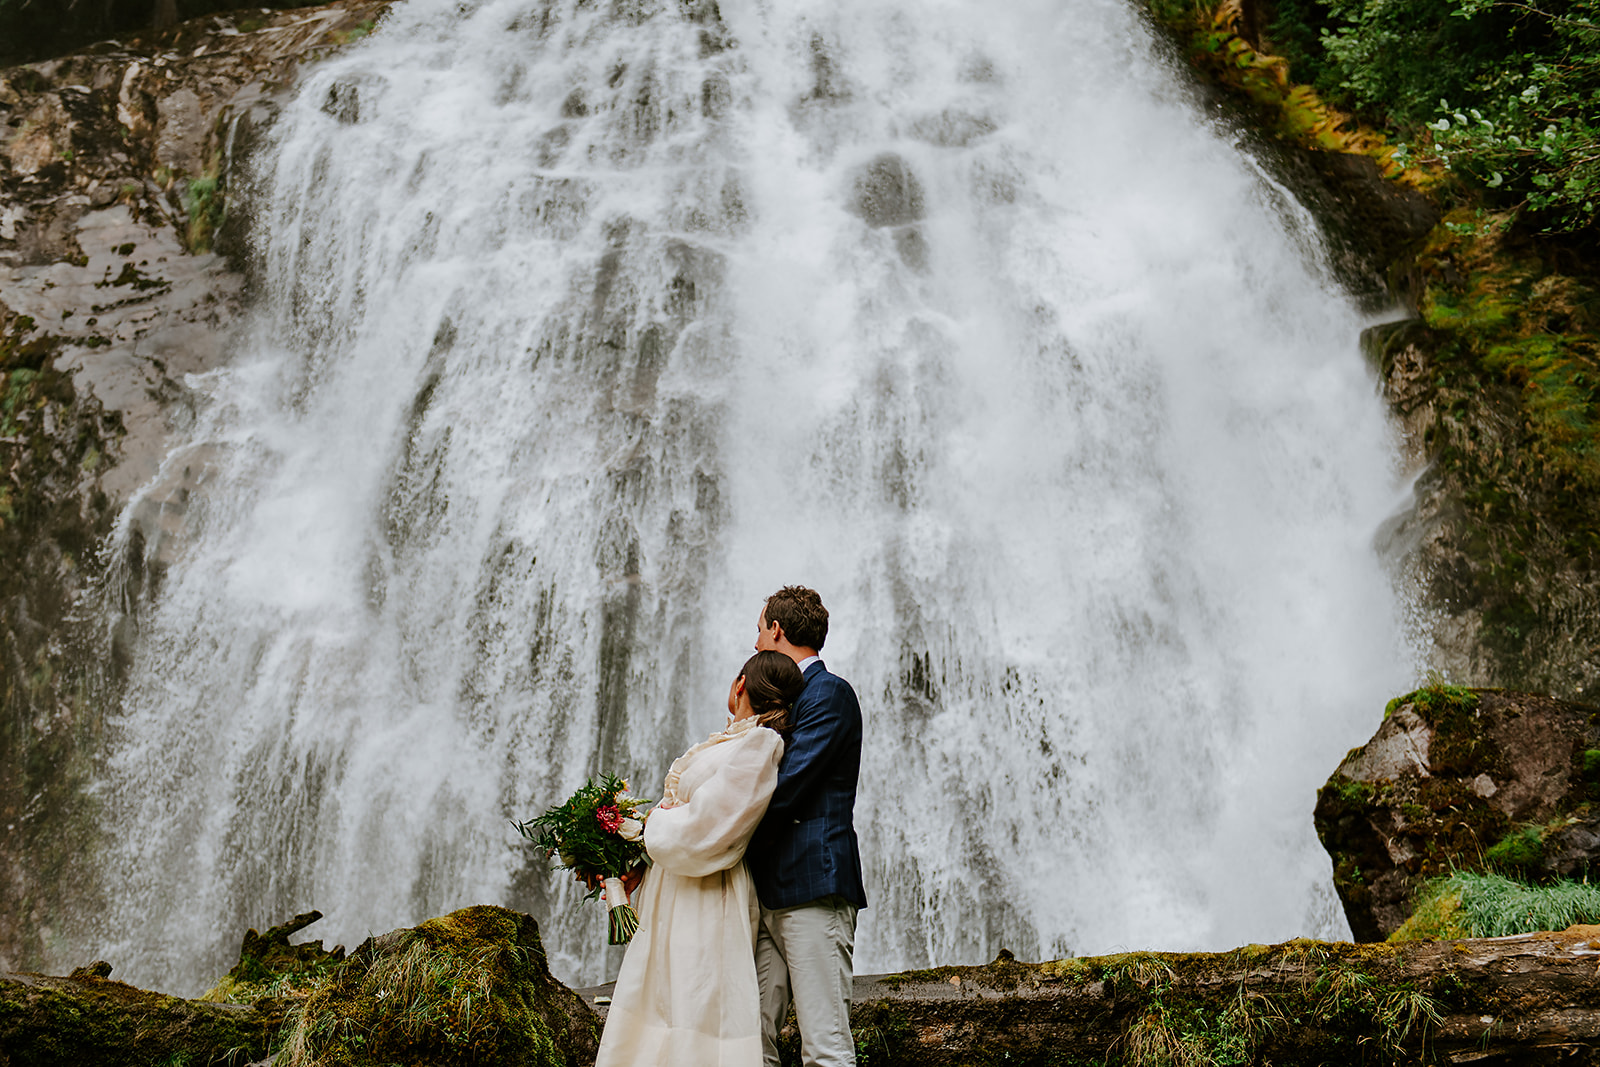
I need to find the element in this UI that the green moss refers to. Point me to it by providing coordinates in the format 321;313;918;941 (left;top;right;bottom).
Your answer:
851;1002;913;1067
1052;940;1439;1065
279;906;595;1067
1318;776;1374;818
96;262;169;293
1391;880;1471;941
1385;681;1480;720
1485;824;1545;871
0;973;278;1066
183;171;223;254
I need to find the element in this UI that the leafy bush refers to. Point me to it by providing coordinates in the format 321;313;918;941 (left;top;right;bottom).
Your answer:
1268;0;1600;232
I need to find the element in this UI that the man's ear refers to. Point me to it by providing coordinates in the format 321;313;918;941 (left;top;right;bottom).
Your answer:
768;619;786;645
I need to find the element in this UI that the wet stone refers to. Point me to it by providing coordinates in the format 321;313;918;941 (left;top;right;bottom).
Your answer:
849;152;925;228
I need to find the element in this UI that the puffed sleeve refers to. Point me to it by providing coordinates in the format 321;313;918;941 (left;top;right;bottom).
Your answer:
645;727;784;877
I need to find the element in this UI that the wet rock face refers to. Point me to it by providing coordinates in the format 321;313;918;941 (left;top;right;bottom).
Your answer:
0;0;390;975
1316;686;1600;941
848;152;929;271
1262;146;1439;310
850;152;925;228
1365;225;1600;703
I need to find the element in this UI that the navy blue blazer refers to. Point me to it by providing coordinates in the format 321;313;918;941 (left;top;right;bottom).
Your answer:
748;660;868;911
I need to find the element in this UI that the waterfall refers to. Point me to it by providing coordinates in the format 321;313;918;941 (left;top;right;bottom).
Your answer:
94;0;1410;994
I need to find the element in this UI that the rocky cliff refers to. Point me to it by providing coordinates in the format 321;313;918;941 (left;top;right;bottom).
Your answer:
0;0;390;975
1153;0;1600;702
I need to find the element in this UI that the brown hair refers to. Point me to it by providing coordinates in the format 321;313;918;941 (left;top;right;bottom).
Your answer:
739;650;805;733
762;585;829;650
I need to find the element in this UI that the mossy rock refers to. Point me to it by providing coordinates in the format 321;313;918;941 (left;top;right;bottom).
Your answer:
1318;686;1600;941
278;904;598;1067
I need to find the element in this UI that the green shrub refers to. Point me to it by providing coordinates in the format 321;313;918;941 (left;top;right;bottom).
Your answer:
1267;0;1600;232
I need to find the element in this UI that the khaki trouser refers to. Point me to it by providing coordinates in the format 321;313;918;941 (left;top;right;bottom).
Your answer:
756;896;859;1067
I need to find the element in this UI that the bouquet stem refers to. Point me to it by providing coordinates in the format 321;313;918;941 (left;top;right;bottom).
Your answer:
603;876;639;945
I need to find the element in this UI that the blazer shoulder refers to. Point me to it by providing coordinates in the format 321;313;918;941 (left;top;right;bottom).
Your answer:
800;669;860;711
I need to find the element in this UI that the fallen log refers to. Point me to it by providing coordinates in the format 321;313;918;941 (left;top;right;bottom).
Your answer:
12;918;1600;1065
0;968;283;1067
582;928;1600;1065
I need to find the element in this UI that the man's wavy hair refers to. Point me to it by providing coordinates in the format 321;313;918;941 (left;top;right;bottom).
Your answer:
762;585;829;651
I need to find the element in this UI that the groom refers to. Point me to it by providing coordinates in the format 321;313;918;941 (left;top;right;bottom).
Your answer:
747;586;867;1067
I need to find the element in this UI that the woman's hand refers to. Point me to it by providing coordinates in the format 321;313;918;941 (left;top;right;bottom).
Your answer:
575;864;646;897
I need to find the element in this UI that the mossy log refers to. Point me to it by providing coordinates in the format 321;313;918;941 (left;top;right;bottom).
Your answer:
202;908;345;1002
0;967;284;1067
13;918;1600;1065
1;906;598;1067
582;931;1600;1065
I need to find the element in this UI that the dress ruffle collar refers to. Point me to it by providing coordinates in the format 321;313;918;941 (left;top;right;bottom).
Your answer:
661;715;764;805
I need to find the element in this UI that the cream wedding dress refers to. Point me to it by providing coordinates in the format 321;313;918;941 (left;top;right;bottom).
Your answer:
594;714;785;1067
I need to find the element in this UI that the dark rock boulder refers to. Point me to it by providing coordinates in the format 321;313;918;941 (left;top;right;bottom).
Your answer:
1316;685;1600;941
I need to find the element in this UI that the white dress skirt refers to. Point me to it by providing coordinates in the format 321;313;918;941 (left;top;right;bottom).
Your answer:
594;715;785;1067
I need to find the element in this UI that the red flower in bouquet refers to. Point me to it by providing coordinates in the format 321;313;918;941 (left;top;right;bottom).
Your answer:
514;773;652;944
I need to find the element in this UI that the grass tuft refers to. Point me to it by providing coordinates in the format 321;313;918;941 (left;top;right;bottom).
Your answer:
1393;870;1600;941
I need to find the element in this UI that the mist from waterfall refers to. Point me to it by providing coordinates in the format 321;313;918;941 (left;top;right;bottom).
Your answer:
91;0;1411;994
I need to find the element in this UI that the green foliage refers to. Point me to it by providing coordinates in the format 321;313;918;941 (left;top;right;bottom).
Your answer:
1484;824;1546;870
1397;870;1600;938
1269;0;1600;231
183;172;222;254
514;773;649;895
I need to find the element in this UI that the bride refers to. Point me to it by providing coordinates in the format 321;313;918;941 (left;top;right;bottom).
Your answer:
594;650;806;1067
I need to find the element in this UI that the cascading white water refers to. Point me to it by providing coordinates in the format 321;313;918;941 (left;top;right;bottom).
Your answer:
93;0;1411;994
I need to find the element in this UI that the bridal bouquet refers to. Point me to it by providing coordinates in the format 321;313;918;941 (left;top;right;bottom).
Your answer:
515;774;650;944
